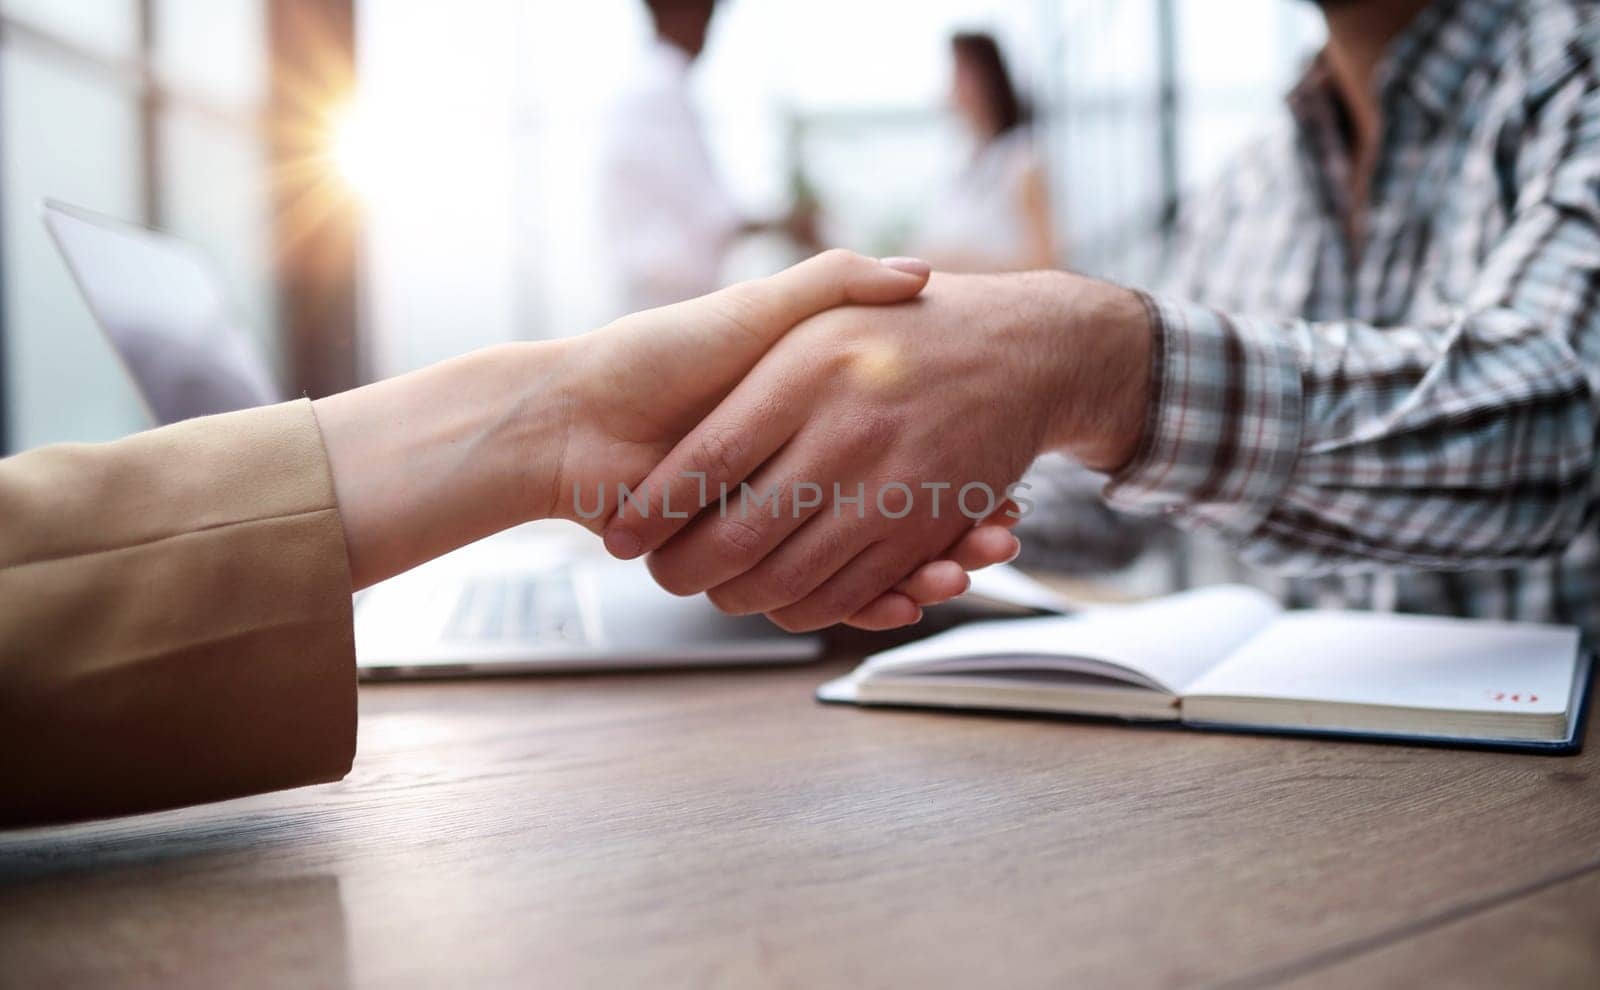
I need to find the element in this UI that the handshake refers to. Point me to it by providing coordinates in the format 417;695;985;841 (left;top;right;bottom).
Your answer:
317;250;1153;632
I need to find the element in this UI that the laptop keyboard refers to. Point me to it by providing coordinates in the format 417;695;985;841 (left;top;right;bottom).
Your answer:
442;572;588;644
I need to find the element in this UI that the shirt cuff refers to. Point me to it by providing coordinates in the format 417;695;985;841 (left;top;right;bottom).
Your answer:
1102;292;1304;542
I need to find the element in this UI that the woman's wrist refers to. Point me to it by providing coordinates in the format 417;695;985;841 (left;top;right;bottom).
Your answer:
314;339;576;589
464;340;577;527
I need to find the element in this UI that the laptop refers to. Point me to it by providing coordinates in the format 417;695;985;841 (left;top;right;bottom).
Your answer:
42;199;823;677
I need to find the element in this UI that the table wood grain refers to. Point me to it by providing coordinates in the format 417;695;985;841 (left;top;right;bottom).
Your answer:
1280;865;1600;989
3;640;1597;989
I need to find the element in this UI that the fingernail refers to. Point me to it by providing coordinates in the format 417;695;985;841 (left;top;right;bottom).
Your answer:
879;256;931;277
1004;537;1022;564
605;529;642;560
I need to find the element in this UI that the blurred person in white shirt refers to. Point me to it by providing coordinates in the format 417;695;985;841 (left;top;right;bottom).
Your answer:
600;0;814;314
911;32;1058;273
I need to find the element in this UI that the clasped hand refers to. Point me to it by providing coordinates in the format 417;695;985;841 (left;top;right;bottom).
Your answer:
563;252;1083;631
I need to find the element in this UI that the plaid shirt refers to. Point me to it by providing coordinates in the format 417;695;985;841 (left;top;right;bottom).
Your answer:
1103;0;1600;632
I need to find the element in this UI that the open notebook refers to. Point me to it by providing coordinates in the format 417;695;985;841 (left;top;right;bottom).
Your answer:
819;585;1593;753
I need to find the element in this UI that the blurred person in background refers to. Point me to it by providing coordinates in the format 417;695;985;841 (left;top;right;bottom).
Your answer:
600;0;815;314
909;32;1058;274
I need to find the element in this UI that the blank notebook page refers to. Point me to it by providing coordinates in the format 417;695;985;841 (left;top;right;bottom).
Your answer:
862;584;1282;695
1185;611;1581;714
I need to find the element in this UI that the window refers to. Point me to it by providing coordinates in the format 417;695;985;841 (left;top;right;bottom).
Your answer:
0;0;276;452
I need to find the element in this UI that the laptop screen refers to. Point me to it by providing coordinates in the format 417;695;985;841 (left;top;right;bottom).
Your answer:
42;200;284;427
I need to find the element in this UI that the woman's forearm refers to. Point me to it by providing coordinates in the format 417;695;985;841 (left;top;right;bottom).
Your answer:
313;341;574;589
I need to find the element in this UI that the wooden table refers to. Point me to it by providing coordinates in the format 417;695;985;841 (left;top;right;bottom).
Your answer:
3;636;1598;989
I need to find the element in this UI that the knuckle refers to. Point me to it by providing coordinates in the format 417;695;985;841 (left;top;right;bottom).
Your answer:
793;526;853;584
696;426;745;480
816;248;865;298
712;516;767;559
817;247;859;270
845;410;903;450
714;560;810;616
765;563;813;606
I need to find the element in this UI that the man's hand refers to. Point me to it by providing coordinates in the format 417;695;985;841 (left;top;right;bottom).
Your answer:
551;250;1023;629
602;270;1151;632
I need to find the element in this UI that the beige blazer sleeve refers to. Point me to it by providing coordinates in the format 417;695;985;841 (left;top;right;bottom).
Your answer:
0;399;357;826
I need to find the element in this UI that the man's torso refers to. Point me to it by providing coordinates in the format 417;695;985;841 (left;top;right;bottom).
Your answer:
1159;0;1600;629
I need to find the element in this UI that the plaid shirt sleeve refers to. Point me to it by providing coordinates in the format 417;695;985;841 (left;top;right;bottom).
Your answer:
1104;71;1600;574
